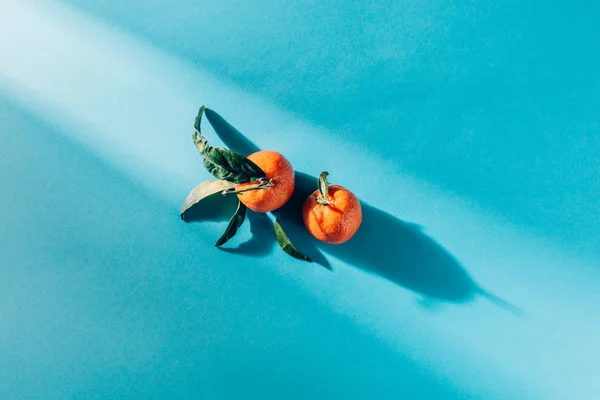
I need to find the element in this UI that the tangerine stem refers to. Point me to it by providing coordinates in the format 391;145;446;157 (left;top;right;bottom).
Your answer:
315;195;331;205
221;179;274;195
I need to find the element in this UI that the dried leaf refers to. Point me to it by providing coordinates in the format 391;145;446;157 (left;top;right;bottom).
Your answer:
180;179;236;222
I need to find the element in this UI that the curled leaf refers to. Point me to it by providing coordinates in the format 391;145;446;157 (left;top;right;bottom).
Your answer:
194;106;206;132
216;201;247;247
193;107;265;183
180;179;236;222
274;218;312;262
318;171;330;197
192;106;210;155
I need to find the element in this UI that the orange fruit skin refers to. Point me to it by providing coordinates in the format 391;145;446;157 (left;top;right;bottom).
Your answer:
302;185;362;244
235;150;295;213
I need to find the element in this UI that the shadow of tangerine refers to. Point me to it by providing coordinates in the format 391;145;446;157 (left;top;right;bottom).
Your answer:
203;108;517;308
281;171;476;301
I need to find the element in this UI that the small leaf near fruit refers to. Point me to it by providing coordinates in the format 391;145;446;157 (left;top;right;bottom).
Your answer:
203;157;251;184
193;106;266;183
316;171;332;205
274;218;312;262
180;179;236;222
201;149;266;183
215;201;247;247
318;171;329;197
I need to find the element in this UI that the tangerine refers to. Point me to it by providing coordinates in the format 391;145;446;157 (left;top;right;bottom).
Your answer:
302;173;362;244
235;150;295;213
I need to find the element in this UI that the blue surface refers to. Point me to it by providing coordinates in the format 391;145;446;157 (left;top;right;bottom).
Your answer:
64;0;600;253
1;1;600;399
0;101;465;399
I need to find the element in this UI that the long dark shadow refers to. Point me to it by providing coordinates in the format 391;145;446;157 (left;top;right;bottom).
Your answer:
206;108;517;307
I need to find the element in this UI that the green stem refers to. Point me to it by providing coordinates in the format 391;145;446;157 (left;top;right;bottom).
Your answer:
316;196;331;205
222;179;274;195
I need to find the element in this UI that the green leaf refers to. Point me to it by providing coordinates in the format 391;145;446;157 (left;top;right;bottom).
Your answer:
180;179;236;222
215;201;247;247
202;146;265;183
203;158;237;182
192;107;265;183
274;218;312;262
200;151;263;184
318;171;330;198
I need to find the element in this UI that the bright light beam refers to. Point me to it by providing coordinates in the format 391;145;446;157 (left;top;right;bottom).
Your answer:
1;1;599;399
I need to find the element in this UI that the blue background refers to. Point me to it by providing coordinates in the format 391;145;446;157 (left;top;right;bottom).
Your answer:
1;1;599;399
